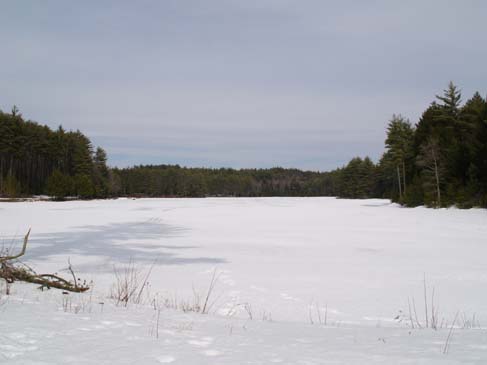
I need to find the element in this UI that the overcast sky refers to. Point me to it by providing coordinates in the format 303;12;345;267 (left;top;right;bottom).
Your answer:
1;1;486;170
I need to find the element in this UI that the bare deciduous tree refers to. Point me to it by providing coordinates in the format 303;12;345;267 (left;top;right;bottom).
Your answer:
416;137;443;207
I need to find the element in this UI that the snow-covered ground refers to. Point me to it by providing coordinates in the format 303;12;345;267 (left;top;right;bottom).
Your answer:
1;197;486;364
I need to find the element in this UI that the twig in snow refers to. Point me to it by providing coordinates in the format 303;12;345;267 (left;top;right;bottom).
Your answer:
443;311;459;354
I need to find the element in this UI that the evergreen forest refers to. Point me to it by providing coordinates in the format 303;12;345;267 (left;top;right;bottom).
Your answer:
1;82;486;207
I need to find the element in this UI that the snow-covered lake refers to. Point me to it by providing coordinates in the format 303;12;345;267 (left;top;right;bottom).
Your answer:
1;197;487;364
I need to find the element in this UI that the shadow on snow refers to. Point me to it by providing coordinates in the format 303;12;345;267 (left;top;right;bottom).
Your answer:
24;220;227;268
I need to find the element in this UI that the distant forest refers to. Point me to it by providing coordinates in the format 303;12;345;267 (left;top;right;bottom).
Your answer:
1;82;486;207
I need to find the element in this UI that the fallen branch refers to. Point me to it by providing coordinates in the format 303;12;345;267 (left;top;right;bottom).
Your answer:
0;228;31;264
0;229;89;293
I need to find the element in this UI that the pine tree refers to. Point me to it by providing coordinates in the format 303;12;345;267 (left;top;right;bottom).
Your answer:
93;147;109;196
436;81;461;117
74;174;95;199
94;147;108;175
384;114;414;200
46;170;73;200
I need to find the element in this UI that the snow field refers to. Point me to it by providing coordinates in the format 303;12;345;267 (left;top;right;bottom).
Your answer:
1;197;487;363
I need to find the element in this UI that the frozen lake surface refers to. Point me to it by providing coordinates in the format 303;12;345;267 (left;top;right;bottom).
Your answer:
1;197;486;363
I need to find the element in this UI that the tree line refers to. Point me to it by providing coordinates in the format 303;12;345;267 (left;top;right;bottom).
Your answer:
114;165;335;197
1;82;486;207
0;107;116;199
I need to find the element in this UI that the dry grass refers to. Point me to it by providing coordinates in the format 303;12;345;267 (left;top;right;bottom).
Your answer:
397;275;446;330
309;301;328;326
110;259;154;307
443;311;459;354
396;273;481;355
61;288;96;314
150;268;221;314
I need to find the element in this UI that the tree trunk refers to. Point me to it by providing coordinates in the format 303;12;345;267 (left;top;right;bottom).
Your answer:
402;160;407;195
433;157;441;207
396;165;402;199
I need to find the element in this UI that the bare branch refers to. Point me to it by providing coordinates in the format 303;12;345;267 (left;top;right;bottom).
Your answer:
0;229;90;294
0;228;31;264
